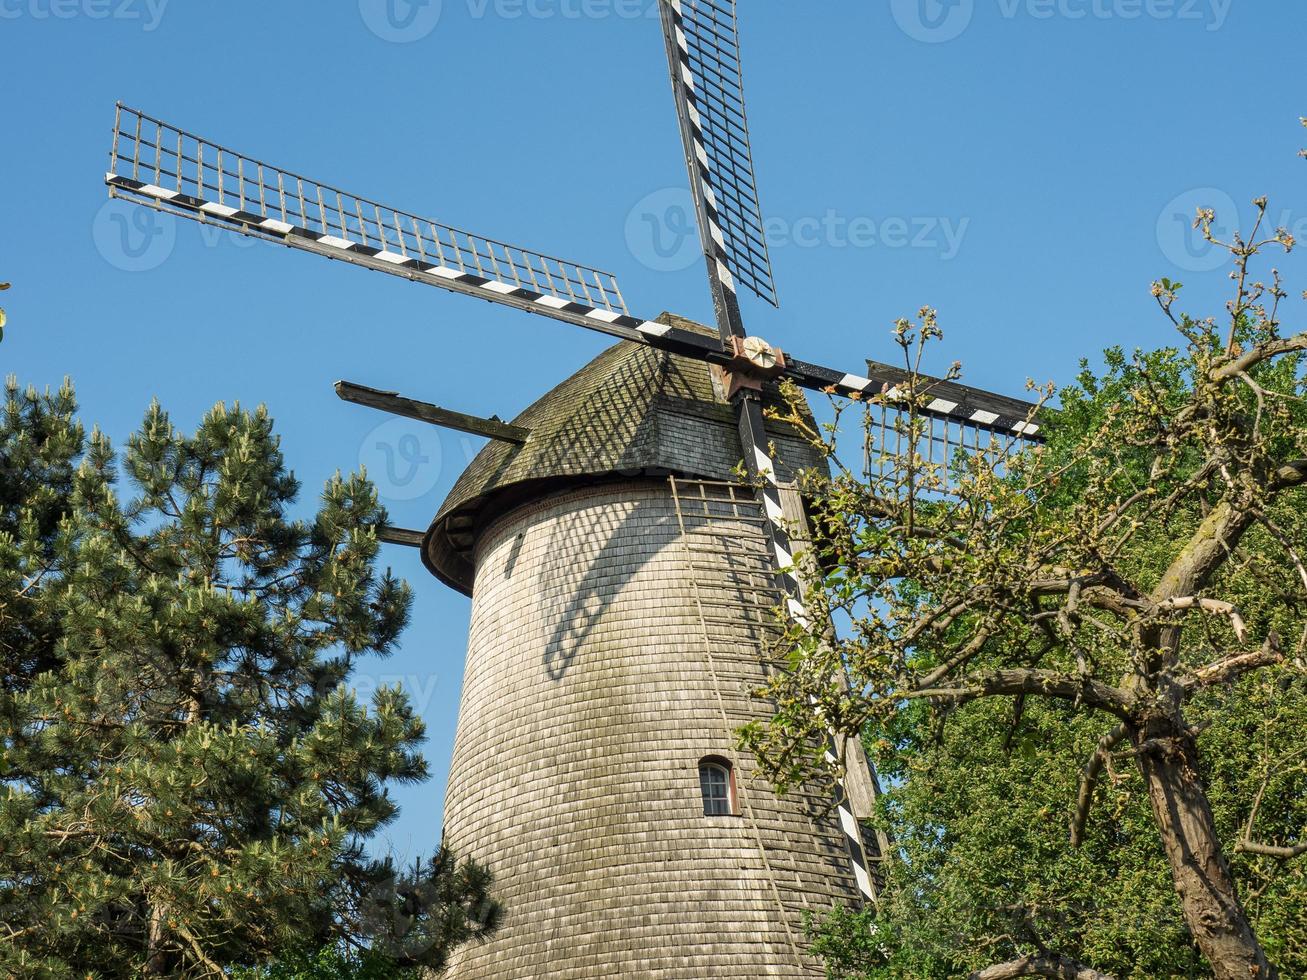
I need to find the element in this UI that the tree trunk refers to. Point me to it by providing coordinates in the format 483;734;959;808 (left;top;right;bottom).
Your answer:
1133;717;1277;979
145;903;169;975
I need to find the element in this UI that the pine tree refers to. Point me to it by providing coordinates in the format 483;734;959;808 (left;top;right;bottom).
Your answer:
0;376;82;699
0;381;499;978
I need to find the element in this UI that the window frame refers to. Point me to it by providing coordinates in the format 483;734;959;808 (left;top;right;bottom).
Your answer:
698;756;739;817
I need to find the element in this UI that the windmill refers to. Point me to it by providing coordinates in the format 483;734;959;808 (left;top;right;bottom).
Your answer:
102;1;1043;973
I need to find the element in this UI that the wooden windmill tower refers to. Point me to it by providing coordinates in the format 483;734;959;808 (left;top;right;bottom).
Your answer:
101;1;1044;973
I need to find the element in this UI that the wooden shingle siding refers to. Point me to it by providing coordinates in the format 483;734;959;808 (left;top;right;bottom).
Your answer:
441;482;858;978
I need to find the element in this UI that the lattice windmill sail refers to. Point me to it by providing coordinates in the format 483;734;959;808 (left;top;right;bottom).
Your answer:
106;106;635;336
659;0;777;309
101;2;1043;973
105;104;1041;438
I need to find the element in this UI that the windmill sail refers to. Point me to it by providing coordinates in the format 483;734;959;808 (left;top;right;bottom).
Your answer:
105;104;641;335
659;0;777;308
103;105;1045;443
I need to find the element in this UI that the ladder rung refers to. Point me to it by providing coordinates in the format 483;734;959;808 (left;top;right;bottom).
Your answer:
684;542;772;555
686;520;767;531
694;596;781;609
698;615;781;628
687;562;775;575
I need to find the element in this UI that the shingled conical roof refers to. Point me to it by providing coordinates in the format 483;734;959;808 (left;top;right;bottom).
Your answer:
421;316;824;594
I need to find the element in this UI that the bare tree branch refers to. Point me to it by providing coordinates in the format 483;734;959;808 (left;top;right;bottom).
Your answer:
906;669;1135;721
1271;459;1307;491
1071;722;1130;847
1236;747;1307;862
970;953;1118;980
1258;515;1307;594
1210;332;1307;382
1151;500;1257;610
1157;596;1248;643
1188;634;1285;689
1236;838;1307;860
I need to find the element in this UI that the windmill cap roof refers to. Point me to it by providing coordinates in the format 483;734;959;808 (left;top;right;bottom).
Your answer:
421;314;824;594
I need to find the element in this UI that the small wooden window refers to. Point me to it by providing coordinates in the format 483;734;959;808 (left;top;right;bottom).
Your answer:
699;757;736;816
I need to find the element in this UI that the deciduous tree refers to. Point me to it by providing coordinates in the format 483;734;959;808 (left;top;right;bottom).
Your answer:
750;194;1306;978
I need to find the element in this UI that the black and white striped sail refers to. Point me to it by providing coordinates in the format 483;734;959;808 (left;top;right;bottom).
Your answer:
102;104;1043;443
658;0;776;307
105;104;639;329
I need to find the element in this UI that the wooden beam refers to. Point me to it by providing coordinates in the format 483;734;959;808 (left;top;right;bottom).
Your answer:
379;526;426;548
335;381;530;444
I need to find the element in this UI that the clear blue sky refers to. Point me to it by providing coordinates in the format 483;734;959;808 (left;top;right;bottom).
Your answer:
2;0;1304;860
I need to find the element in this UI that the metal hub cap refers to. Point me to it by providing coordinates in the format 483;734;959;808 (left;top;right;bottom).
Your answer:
741;336;778;370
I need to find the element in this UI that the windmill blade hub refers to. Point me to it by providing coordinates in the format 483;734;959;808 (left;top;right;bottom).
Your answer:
741;335;781;371
712;335;788;401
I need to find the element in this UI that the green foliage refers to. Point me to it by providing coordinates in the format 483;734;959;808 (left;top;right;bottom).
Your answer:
754;200;1307;976
353;848;502;971
796;317;1307;974
811;678;1307;978
0;379;499;977
230;945;413;980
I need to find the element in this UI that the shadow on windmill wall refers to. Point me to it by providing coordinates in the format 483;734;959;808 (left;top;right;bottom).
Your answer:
537;485;782;684
538;494;672;681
